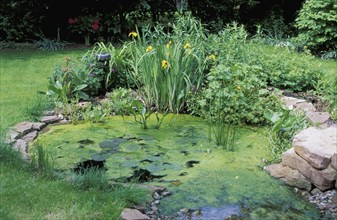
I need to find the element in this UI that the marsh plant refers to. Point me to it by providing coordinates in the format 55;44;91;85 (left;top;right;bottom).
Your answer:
126;15;211;128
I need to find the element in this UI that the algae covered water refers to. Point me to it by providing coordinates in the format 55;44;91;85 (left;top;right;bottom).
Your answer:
31;114;324;219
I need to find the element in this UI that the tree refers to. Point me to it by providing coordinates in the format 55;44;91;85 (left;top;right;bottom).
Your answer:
295;0;337;52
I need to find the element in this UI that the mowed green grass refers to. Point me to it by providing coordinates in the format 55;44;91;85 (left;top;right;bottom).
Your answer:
0;49;85;133
0;48;149;219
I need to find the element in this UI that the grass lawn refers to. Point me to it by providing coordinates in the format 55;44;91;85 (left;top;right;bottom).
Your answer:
0;48;150;219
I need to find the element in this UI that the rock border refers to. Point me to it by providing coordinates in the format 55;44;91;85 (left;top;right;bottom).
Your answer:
266;95;337;216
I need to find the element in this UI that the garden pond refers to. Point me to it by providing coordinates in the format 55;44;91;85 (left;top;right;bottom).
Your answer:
30;114;326;219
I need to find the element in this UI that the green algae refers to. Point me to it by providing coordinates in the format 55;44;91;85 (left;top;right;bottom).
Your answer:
30;114;323;219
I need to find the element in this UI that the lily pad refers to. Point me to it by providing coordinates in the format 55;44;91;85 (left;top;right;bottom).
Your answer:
121;143;142;152
121;161;139;168
164;162;182;171
99;138;126;150
92;153;110;162
146;162;165;173
143;155;163;162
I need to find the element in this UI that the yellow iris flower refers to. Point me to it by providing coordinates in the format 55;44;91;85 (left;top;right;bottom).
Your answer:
209;54;216;61
184;42;191;49
166;40;172;49
146;45;153;52
161;60;169;69
128;31;137;37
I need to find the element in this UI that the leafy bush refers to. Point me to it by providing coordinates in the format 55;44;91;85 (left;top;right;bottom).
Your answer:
264;108;308;162
295;0;337;52
34;37;64;51
192;63;281;126
316;71;337;120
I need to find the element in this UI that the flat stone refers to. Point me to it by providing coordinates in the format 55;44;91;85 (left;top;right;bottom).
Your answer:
21;130;38;143
281;96;306;110
293;127;337;170
5;129;20;143
306;111;330;124
14;122;34;135
294;102;316;113
78;101;90;108
32;122;46;130
40;115;61;124
265;163;311;191
282;148;334;191
121;208;150;220
43;110;55;116
13;139;29;160
137;184;166;194
321;165;337;182
331;153;337;171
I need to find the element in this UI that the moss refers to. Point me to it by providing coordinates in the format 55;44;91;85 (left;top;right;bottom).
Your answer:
31;114;321;219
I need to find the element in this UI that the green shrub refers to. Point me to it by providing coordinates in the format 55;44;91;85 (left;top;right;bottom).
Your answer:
295;0;337;52
316;71;337;120
264;108;308;162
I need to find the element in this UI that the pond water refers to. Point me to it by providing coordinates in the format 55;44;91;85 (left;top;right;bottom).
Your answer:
31;114;325;219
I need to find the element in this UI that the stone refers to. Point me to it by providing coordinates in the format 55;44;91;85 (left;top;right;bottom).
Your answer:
21;130;38;143
121;208;150;220
78;101;90;108
40;115;61;124
331;153;337;171
5;129;20;143
293;127;337;169
294;102;316;113
13;139;29;160
306;111;330;124
14;122;34;135
137;184;166;194
311;188;323;195
282;148;334;191
321;166;337;183
281;96;306;110
265;163;312;191
43;110;55;116
32;122;46;131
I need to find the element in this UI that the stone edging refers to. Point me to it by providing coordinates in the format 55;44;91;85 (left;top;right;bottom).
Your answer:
266;96;337;215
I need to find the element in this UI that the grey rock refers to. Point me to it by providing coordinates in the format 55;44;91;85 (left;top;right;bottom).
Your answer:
281;96;306;110
282;148;334;191
14;122;34;135
153;192;160;200
43;110;55;116
21;130;38;143
266;163;312;191
294;102;316;113
311;188;323;195
40;115;61;124
306;111;330;124
293;127;337;169
32;122;46;130
78;101;90;108
13;139;29;160
331;153;337;171
5;129;20;143
121;208;150;220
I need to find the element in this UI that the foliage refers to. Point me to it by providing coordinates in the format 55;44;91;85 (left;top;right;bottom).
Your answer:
31;144;55;179
0;0;42;41
71;167;110;191
264;108;308;162
126;15;211;123
85;42;130;90
82;103;110;123
23;94;54;122
47;61;88;109
315;70;337;120
34;37;64;51
295;0;337;52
